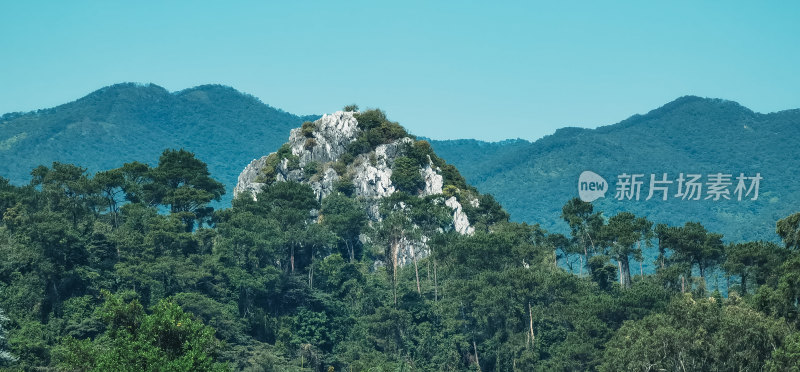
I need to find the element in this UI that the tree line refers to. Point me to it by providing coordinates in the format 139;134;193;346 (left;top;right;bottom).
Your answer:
0;150;799;371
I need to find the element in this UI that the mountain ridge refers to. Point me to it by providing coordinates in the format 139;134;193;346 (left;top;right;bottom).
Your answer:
429;95;800;245
0;83;320;206
1;85;797;244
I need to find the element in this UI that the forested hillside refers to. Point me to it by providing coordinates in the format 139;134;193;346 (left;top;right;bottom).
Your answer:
0;83;317;206
2;86;796;244
431;96;800;243
1;110;800;371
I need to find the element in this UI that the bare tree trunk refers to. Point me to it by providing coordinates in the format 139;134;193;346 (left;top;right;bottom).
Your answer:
585;229;596;251
620;256;632;289
392;238;399;306
308;254;313;289
434;259;439;302
473;340;482;372
412;246;421;294
290;244;295;273
427;258;431;282
579;255;584;277
681;275;685;293
583;246;588;277
640;261;644;278
346;240;354;263
528;302;535;348
618;261;623;286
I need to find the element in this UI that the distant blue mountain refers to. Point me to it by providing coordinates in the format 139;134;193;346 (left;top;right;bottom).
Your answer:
430;96;800;244
2;87;796;243
0;83;319;206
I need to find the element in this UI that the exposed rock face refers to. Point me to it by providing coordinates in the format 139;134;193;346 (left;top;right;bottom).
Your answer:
446;196;475;235
235;110;475;266
288;111;360;164
235;157;268;199
421;161;443;196
350;139;411;199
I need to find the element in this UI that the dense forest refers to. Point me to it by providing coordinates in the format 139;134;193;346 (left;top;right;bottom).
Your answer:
0;83;318;207
1;145;799;371
430;96;800;244
3;84;798;246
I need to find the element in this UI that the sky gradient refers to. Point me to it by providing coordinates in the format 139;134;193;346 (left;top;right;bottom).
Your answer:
1;1;798;141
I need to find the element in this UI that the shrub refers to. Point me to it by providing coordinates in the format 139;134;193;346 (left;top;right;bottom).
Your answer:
304;138;317;150
441;163;468;190
343;104;359;112
301;121;316;137
340;152;354;166
443;185;458;197
407;140;436;166
346;137;371;157
391;157;424;194
258;144;300;183
347;109;410;158
305;161;319;176
331;161;347;176
333;176;355;197
354;109;387;131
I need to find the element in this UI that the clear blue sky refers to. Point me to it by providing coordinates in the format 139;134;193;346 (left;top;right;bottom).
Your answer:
1;1;798;141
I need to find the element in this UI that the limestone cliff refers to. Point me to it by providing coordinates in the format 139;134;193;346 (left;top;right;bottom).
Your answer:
235;110;483;266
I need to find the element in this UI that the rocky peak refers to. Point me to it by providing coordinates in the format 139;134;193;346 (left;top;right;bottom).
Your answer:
235;109;490;266
288;111;360;164
236;110;450;202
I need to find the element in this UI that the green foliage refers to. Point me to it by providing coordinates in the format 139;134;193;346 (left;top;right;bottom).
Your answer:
723;241;787;295
304;138;316;150
332;176;355;197
0;83;318;208
257;144;301;184
429;97;800;244
304;161;319;177
275;144;300;170
777;212;800;250
588;255;617;290
347;109;410;157
461;193;510;230
600;295;789;372
442;184;458;198
390;157;424;194
602;212;653;289
1;150;800;371
0;308;16;366
301;121;315;138
354;109;388;131
405;140;435;167
321;192;367;261
439;163;469;191
342;104;359;112
330;160;347;176
768;332;800;371
148;149;226;231
58;292;228;371
658;221;724;279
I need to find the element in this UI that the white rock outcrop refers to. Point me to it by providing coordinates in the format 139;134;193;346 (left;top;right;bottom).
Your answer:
234;110;476;266
421;163;443;196
288;111;360;164
446;196;475;235
234;157;268;198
